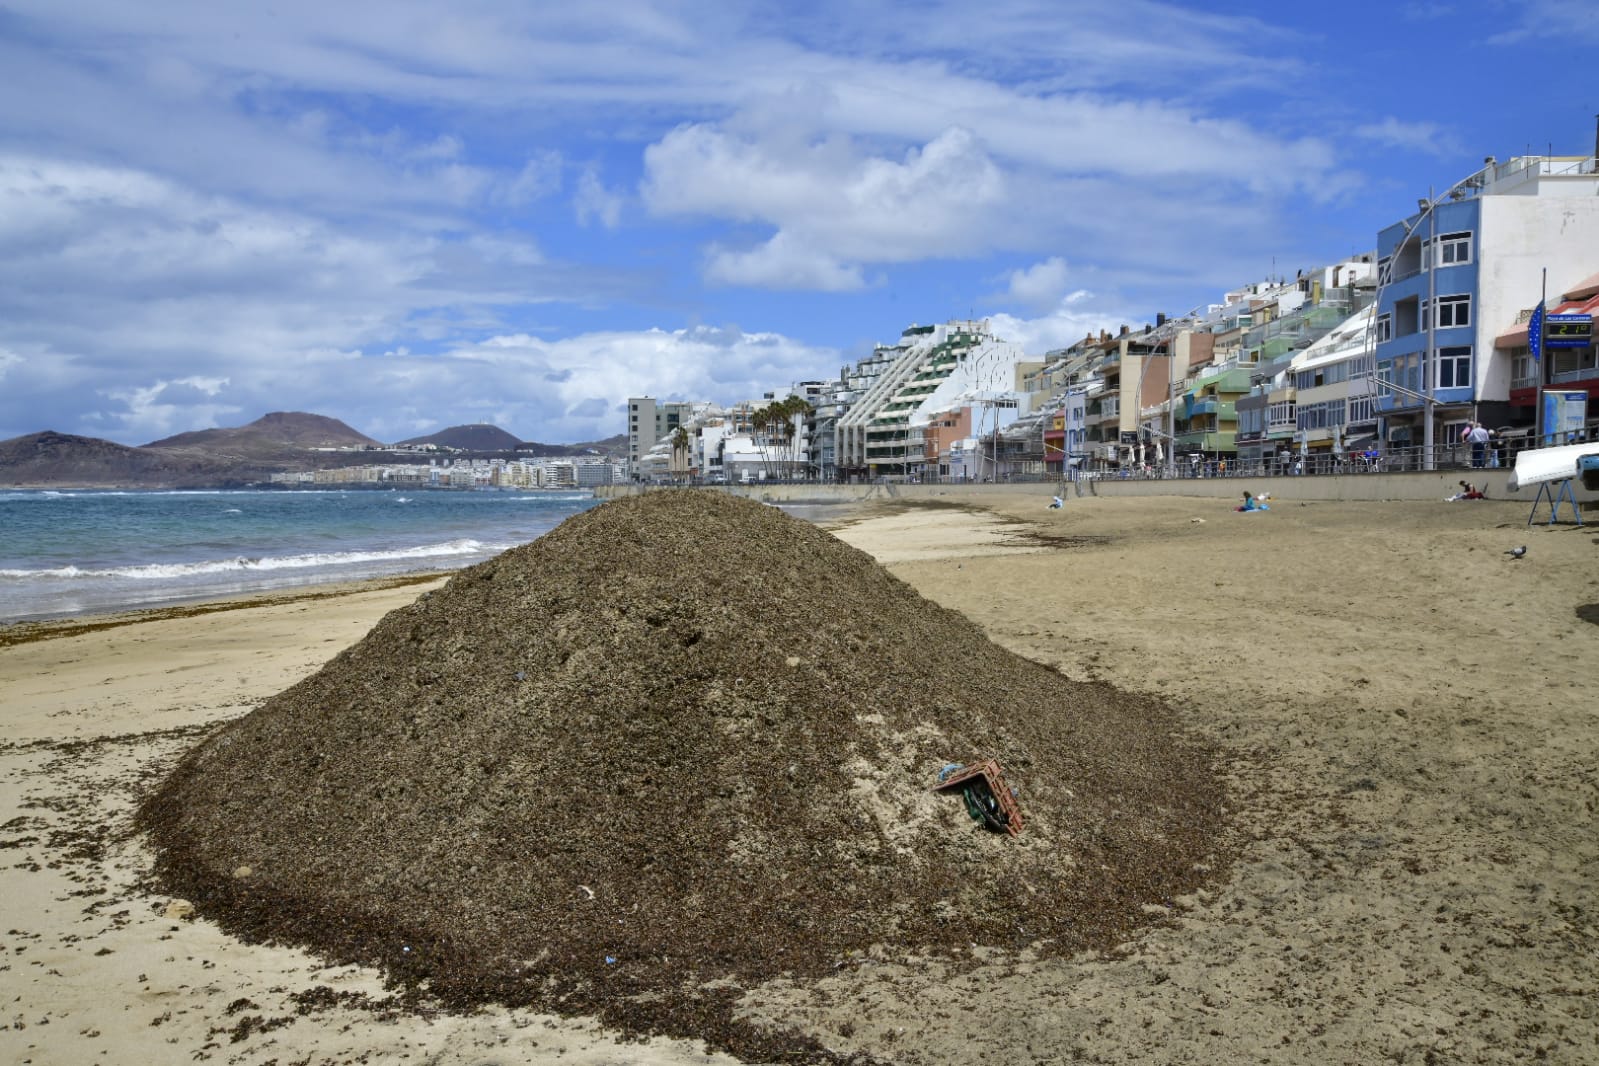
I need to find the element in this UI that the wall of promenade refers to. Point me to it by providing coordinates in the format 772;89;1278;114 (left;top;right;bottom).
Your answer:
595;469;1596;508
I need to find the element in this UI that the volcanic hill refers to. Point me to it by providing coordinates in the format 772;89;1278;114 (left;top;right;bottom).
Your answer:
140;491;1231;1051
0;430;244;488
395;422;523;451
143;410;380;458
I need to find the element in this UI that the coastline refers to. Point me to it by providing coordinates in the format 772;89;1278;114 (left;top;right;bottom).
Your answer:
2;494;1595;1064
0;572;450;648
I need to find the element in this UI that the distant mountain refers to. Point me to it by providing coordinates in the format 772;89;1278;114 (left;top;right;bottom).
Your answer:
145;411;381;460
396;426;627;460
397;423;523;451
0;430;246;489
569;433;627;460
1;413;626;488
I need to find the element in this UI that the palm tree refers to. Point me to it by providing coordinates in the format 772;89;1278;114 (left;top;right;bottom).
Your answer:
670;426;691;483
752;402;779;480
777;396;813;478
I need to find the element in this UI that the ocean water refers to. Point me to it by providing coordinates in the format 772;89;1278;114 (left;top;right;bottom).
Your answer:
0;488;600;623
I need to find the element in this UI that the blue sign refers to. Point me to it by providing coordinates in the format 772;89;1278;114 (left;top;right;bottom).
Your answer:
1546;313;1593;350
1542;389;1588;445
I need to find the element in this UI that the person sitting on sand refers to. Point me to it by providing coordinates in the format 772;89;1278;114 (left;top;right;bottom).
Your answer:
1447;480;1485;501
1236;490;1268;512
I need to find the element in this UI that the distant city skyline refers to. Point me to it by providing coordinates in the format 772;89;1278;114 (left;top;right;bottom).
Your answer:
2;1;1596;446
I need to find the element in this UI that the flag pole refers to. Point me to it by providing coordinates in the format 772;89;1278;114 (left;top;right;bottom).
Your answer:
1536;268;1548;445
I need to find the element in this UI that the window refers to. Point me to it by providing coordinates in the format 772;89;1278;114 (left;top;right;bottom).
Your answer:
1398;354;1422;398
1436;232;1471;266
1511;347;1533;385
1437;346;1472;389
1439;231;1471;265
1434;294;1471;329
1295;399;1347;431
1376;313;1392;344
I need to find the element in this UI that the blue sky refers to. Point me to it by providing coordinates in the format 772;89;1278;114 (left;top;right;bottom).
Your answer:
2;1;1595;445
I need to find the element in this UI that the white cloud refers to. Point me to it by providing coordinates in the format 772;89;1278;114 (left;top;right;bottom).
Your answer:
101;376;238;442
574;167;624;229
705;233;866;292
1354;118;1458;157
985;289;1128;356
1002;257;1072;310
1486;1;1599;44
0;154;622;443
499;151;565;205
342;324;840;443
645;124;1007;286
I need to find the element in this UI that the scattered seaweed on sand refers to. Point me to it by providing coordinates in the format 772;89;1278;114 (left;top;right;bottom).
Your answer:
140;490;1233;1058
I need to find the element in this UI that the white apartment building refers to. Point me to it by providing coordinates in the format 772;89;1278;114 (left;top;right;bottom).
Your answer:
835;319;1027;479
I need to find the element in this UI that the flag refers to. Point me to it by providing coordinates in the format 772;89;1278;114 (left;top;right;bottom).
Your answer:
1529;300;1544;362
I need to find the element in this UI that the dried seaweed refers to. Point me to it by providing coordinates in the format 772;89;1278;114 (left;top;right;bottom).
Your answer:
139;490;1231;1054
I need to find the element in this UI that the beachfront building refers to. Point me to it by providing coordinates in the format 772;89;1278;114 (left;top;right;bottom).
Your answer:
834;320;1027;480
1029;339;1100;474
1079;325;1172;469
805;345;904;480
919;407;974;479
1131;316;1214;470
1233;258;1379;469
804;382;850;481
1494;269;1599;443
626;397;700;477
936;352;1045;480
1372;151;1599;465
1026;326;1150;475
1174;361;1251;467
1282;304;1378;471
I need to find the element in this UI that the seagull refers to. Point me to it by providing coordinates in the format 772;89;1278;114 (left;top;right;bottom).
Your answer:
1505;545;1527;559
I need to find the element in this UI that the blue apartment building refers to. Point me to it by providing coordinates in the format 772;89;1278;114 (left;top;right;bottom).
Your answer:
1373;153;1599;463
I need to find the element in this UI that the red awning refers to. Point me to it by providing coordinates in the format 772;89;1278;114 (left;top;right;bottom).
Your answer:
1496;287;1599;348
1550;291;1599;317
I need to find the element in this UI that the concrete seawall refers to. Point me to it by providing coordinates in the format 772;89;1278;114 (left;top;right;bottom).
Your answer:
595;470;1595;509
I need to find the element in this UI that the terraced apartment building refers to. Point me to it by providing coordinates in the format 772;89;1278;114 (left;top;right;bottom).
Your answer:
834;319;1029;480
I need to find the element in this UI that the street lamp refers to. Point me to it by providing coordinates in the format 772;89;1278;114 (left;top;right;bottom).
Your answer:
1422;192;1438;469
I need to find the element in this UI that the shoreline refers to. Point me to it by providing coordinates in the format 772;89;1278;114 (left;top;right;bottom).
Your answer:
0;572;452;647
2;494;1595;1064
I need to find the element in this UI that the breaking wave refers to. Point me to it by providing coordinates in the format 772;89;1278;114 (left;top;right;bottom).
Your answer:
0;539;506;581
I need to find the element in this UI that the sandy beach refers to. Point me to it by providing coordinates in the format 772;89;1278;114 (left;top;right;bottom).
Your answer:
2;493;1595;1065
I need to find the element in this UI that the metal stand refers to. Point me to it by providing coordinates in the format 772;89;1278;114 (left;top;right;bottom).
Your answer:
1527;478;1583;527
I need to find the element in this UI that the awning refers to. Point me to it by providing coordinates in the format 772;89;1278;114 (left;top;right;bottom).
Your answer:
1550;291;1599;317
1496;280;1599;347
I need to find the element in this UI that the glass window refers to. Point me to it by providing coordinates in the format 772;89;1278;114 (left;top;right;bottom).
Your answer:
1438;346;1472;389
1437;232;1472;266
1436;295;1470;329
1511;348;1532;384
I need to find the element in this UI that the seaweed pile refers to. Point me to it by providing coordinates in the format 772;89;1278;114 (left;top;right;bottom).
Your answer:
140;491;1230;1051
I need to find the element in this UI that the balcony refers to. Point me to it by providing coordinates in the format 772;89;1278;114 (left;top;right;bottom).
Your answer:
1174;429;1238;452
